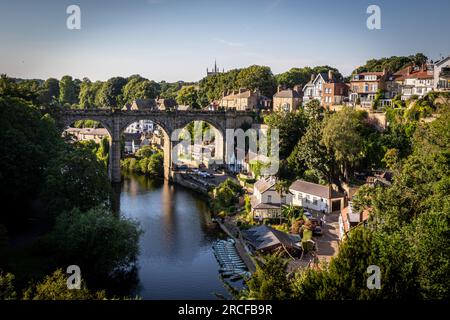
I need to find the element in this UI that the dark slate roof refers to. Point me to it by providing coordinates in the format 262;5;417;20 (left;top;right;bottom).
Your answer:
289;180;345;199
243;225;299;251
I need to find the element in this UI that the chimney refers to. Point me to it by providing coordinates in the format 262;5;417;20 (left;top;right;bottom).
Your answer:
407;66;412;75
310;73;315;82
277;84;283;93
239;87;245;94
328;70;333;82
293;84;302;93
382;68;387;75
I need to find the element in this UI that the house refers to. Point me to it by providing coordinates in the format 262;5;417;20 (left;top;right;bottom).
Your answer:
349;70;388;109
250;177;290;219
156;98;177;110
64;127;109;143
123;132;142;154
322;82;349;110
396;64;434;100
433;55;450;91
272;85;302;112
219;88;260;111
124;120;154;134
289;179;346;213
303;70;342;106
243;225;301;254
122;99;157;111
338;202;370;239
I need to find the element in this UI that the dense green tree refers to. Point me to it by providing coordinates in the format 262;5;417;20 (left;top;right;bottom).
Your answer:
235;65;276;97
322;108;364;181
264;110;308;160
41;144;111;215
46;207;141;281
176;85;199;108
244;255;291;300
122;76;160;104
59;75;78;105
0;96;61;221
22;269;106;300
98;77;127;108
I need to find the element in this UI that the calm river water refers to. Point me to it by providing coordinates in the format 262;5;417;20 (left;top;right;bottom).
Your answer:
119;173;233;299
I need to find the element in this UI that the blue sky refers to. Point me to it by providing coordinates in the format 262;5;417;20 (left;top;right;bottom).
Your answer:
1;0;449;81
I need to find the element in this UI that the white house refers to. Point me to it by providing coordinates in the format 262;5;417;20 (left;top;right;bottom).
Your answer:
251;177;291;220
434;56;450;91
398;64;434;100
289;179;345;214
302;71;336;105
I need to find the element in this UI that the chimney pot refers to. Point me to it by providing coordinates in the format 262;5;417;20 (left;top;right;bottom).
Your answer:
310;73;315;82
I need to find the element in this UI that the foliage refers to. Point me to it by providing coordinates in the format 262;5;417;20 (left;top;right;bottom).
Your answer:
21;269;106;300
98;77;127;108
176;85;199;108
322;107;365;181
0;272;16;300
122;75;160;104
45;207;141;280
276;66;343;88
41;144;111;215
353;53;427;74
264;110;308;160
212;179;243;214
244;255;291;300
59;75;78;105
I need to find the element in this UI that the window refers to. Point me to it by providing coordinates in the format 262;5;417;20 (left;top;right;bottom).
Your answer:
364;84;369;92
297;193;301;200
313;197;318;205
306;195;310;203
267;195;272;203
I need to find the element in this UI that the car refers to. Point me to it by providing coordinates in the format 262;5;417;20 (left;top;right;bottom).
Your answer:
313;226;323;236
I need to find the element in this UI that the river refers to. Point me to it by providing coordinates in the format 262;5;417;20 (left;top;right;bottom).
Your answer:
119;173;235;300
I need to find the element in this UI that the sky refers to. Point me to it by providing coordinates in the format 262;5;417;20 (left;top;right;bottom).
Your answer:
1;0;449;82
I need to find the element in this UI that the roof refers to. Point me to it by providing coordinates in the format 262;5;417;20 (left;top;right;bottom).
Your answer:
434;55;450;66
273;88;301;98
289;179;345;199
222;90;256;100
253;177;276;194
66;127;109;136
243;225;299;251
156;98;177;109
123;132;141;142
341;202;371;233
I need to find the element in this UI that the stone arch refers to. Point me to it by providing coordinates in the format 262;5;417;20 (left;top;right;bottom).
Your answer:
171;118;225;168
120;117;174;181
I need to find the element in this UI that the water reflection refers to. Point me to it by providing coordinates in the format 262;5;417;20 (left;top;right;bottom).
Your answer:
119;173;229;299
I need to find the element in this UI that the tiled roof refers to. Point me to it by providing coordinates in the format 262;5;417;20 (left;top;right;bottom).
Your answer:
289;179;345;199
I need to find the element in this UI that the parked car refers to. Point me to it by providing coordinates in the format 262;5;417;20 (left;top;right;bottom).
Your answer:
304;211;313;220
313;226;322;236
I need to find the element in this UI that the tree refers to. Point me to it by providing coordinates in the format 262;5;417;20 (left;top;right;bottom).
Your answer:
274;180;289;223
22;269;106;300
176;85;199;108
235;65;276;97
41;144;111;215
296;120;336;183
47;207;141;281
322;108;364;181
98;77;127;108
244;255;291;300
38;78;60;106
122;76;160;104
59;75;77;105
264;110;308;160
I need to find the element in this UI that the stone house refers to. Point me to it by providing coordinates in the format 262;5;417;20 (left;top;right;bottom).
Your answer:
219;88;259;111
322;82;349;110
349;70;388;109
272;85;302;112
